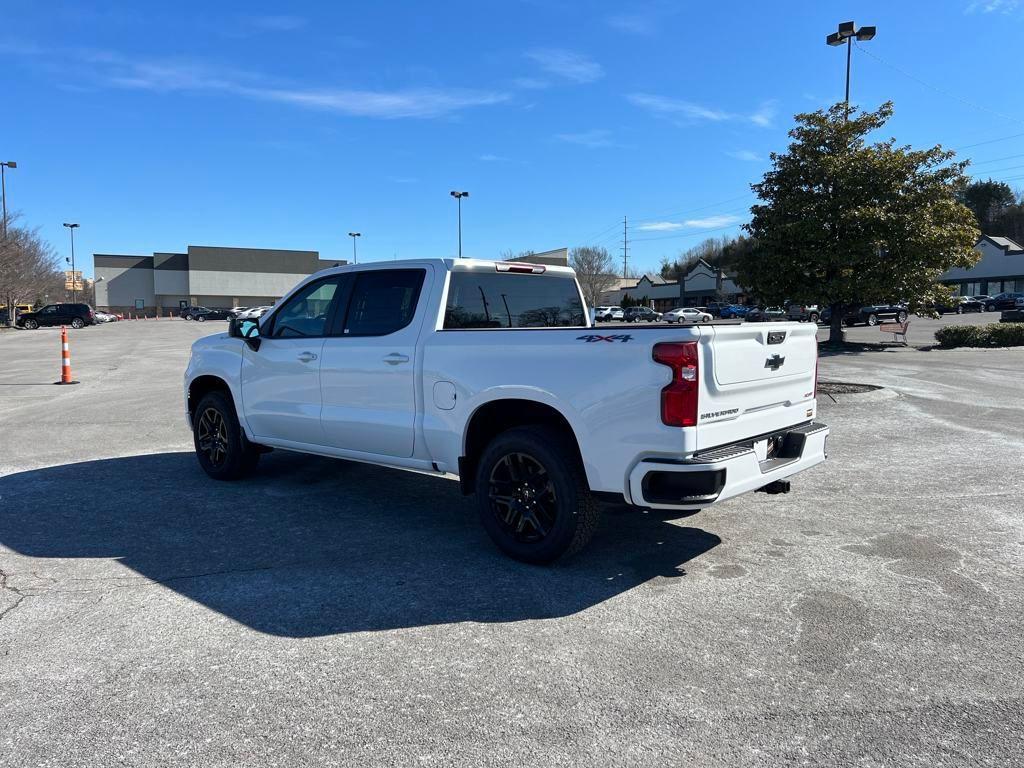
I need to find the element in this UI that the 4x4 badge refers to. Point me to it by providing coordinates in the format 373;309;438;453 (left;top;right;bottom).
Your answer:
764;354;786;371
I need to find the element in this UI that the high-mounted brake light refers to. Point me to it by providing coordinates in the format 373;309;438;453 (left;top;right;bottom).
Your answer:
652;341;699;427
496;262;546;274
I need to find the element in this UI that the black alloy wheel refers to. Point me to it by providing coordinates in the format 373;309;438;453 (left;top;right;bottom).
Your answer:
196;407;229;469
488;452;559;545
475;426;600;563
192;391;260;480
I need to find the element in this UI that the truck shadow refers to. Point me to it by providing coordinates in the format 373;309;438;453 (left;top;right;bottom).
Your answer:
0;452;720;637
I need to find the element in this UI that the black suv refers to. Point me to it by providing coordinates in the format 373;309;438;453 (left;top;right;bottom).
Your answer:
622;306;662;322
822;303;909;326
188;307;233;322
17;303;96;329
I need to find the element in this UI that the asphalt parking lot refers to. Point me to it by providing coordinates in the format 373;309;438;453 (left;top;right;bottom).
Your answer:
1;319;1023;766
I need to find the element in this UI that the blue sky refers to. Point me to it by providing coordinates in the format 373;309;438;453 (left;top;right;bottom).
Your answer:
4;0;1024;278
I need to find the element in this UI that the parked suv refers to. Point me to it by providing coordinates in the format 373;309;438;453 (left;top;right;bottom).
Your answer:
705;301;748;319
17;303;95;329
822;303;909;326
985;292;1024;312
786;303;820;323
622;306;662;322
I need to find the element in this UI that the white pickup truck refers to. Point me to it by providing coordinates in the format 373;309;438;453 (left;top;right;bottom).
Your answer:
184;258;828;563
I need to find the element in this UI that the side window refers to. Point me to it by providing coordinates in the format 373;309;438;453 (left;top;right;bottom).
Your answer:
41;305;57;314
342;270;425;336
270;278;341;338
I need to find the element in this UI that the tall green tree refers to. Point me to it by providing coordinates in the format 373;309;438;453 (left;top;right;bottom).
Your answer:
734;102;979;344
957;179;1015;228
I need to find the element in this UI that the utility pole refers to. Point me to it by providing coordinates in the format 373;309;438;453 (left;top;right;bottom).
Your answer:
621;216;629;278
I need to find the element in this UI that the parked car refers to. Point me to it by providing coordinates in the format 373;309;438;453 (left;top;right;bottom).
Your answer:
186;258;828;563
228;307;250;318
821;303;909;326
934;296;984;315
745;306;786;322
973;295;993;310
94;310;118;323
17;303;96;329
180;306;207;320
663;307;712;323
236;305;273;320
984;292;1024;312
189;307;233;322
705;302;748;319
593;306;624;322
786;303;821;323
623;306;663;323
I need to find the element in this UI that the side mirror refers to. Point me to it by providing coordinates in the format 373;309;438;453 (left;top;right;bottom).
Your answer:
229;317;261;350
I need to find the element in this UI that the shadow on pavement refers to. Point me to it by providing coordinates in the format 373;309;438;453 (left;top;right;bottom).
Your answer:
0;451;719;637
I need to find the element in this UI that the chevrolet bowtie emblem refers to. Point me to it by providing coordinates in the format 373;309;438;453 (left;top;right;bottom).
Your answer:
765;354;786;371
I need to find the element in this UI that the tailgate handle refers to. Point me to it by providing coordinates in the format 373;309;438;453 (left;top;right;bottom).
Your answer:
767;331;786;345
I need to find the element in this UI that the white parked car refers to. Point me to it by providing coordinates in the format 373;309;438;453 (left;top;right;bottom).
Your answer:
94;310;118;323
663;306;712;323
593;306;624;322
186;258;827;563
236;305;272;320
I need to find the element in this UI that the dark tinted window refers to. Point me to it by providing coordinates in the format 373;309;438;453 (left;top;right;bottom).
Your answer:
444;272;585;329
343;269;424;336
270;277;341;338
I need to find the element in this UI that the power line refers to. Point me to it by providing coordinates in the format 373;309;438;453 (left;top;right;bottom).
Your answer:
630;220;748;243
968;152;1024;167
854;41;1024;127
955;130;1024;151
971;163;1024;177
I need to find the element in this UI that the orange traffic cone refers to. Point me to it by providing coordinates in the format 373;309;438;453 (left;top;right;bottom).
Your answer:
55;326;79;385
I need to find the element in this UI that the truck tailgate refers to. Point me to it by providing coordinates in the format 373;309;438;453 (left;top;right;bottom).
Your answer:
696;322;818;450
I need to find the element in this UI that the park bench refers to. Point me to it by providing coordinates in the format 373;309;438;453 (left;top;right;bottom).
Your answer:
879;318;910;345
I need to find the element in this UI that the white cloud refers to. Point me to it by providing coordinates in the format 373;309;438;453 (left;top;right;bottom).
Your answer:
512;76;549;90
725;149;763;162
526;49;604;83
637;221;684;231
637;214;742;232
236;85;508;119
966;0;1020;13
605;13;655;35
683;215;741;228
749;101;777;128
97;57;509;119
627;93;731;121
628;93;776;128
555;129;614;148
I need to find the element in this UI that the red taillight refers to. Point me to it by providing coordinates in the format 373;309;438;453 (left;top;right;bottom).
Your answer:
652;341;699;427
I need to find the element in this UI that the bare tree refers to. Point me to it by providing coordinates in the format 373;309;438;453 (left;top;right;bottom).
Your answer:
569;246;618;307
1;215;63;323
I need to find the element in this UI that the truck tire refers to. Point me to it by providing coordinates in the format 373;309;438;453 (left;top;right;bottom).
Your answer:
192;391;260;480
475;425;600;564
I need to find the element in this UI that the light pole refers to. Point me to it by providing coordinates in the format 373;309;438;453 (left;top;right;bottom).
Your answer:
1;161;16;326
348;232;361;264
826;21;876;120
63;223;80;303
450;190;469;258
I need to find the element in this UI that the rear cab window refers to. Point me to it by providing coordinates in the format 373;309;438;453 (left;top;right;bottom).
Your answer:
443;270;585;329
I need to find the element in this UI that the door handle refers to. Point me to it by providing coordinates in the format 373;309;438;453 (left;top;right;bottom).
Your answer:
297;351;318;363
383;353;410;365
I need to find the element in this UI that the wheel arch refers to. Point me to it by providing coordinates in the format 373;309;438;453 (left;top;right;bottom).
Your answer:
187;375;238;427
459;398;588;495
